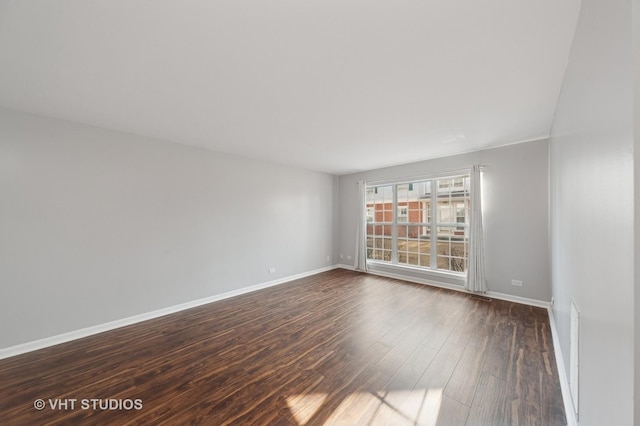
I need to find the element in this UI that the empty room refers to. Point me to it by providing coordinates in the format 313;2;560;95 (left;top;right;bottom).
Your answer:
0;1;637;425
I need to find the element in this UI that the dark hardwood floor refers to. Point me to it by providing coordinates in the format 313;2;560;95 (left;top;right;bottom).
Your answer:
0;269;565;425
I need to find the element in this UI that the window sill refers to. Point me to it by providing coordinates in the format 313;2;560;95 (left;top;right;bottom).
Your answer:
366;261;466;287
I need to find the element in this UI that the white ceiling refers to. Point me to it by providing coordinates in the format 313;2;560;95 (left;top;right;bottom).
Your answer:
0;1;580;175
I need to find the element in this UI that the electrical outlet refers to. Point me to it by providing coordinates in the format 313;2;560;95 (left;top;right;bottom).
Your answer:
340;254;344;259
269;267;276;274
511;279;523;287
347;255;352;260
326;255;330;262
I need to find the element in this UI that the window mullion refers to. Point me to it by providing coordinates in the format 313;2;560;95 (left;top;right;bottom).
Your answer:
430;180;438;269
391;184;398;264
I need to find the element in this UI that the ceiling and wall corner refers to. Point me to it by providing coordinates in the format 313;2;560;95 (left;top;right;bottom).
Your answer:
0;1;581;175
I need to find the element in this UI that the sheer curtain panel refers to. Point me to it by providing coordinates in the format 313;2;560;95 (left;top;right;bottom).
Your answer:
354;180;368;271
466;165;487;293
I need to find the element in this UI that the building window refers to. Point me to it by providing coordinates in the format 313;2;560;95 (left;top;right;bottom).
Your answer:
397;206;408;223
365;174;470;274
366;207;375;223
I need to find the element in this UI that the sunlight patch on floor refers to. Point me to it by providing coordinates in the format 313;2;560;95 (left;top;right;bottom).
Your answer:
419;388;444;426
285;392;328;425
371;388;443;425
325;389;381;424
285;388;443;425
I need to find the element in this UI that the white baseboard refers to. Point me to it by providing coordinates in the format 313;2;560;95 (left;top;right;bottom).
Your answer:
485;290;551;309
548;307;577;426
337;263;355;271
0;265;339;360
348;267;550;309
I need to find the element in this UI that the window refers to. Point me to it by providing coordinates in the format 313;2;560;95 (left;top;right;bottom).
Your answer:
397;206;408;223
366;207;375;223
365;174;470;274
365;185;393;262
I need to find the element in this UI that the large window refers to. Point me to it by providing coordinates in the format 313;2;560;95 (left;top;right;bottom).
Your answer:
365;174;470;274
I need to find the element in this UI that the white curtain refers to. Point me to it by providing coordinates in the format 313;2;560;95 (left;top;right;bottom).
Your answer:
466;165;487;293
354;180;368;271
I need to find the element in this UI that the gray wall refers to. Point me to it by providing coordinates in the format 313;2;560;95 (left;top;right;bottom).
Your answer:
0;108;336;350
549;0;634;423
338;139;551;302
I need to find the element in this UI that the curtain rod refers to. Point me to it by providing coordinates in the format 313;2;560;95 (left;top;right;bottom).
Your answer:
360;164;489;186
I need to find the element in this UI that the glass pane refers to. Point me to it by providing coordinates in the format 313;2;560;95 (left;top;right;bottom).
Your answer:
437;200;454;223
407;252;419;266
374;238;382;248
407;225;420;239
418;237;430;255
367;185;394;224
397;205;408;223
366;220;375;260
397;184;409;206
408;207;421;222
399;237;410;254
366;206;375;222
385;236;393;251
375;207;385;223
436;226;467;272
435;175;469;225
422;181;432;196
366;187;375;202
455;201;467;224
438;178;451;189
382;249;392;261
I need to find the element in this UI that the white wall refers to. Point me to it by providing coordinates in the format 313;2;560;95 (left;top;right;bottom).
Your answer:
549;0;634;424
0;108;336;350
338;140;551;302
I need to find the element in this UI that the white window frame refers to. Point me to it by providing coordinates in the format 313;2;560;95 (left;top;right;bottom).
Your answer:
365;172;470;275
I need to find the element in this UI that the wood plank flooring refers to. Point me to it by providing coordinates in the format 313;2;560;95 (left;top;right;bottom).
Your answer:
0;269;566;425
